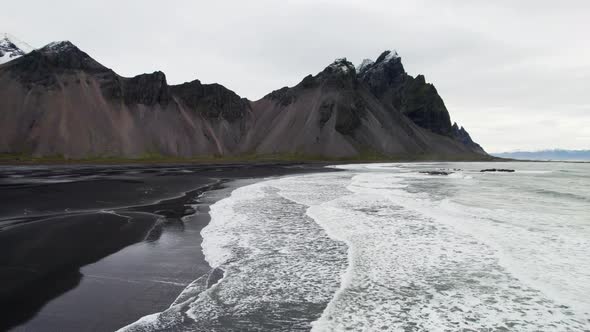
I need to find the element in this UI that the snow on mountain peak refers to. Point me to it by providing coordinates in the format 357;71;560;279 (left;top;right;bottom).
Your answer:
1;33;34;53
357;59;375;73
0;33;35;65
329;58;356;74
384;50;399;61
376;50;399;64
356;50;403;78
42;41;76;53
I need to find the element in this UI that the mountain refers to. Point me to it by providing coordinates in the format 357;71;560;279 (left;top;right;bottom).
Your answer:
0;40;489;160
493;149;590;161
247;57;485;158
358;50;483;153
0;33;34;65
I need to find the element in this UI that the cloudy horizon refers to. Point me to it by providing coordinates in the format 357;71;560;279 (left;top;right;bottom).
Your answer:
3;0;589;153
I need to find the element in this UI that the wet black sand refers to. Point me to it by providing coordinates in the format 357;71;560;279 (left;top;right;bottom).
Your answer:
0;163;332;331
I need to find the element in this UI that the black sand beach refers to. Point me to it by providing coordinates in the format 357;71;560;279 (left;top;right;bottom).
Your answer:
0;163;331;331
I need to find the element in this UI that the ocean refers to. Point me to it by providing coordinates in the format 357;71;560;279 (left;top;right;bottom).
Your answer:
120;162;590;331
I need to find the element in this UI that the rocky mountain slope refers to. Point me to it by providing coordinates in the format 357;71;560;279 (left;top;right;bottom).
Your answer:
0;38;487;160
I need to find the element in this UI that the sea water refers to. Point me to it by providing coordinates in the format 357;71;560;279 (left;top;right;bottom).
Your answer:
119;162;590;331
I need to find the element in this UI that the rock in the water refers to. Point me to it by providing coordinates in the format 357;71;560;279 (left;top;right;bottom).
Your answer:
420;171;453;176
480;168;515;172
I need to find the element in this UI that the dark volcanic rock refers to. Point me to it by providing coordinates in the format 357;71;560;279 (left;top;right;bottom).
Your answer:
100;71;172;106
3;41;109;89
170;79;250;121
318;101;335;128
420;171;453;176
359;50;453;136
263;58;368;136
262;74;318;106
318;59;367;135
452;123;485;153
396;74;453;136
2;51;60;87
265;86;296;106
121;71;171;106
318;58;358;90
37;41;107;72
334;94;367;136
358;51;405;98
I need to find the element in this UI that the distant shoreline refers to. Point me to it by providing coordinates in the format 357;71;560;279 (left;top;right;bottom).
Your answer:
493;150;590;162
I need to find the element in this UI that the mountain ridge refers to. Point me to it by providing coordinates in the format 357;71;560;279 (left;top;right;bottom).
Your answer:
0;38;489;160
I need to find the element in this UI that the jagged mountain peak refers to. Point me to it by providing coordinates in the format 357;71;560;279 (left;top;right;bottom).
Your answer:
357;50;459;138
326;57;356;74
29;40;108;72
358;49;404;77
356;59;374;73
375;50;399;63
0;33;34;65
133;70;167;80
40;40;77;53
2;38;109;88
452;122;485;153
314;57;358;88
37;40;96;63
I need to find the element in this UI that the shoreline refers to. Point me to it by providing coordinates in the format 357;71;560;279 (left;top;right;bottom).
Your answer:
1;163;333;331
0;154;500;166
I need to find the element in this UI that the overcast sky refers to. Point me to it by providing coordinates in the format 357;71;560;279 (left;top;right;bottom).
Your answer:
3;0;589;152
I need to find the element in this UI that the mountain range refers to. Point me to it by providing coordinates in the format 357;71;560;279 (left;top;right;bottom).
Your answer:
0;34;488;160
493;150;590;161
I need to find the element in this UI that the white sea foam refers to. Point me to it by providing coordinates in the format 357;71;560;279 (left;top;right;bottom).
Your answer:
119;177;350;331
303;165;589;330
307;169;590;330
120;162;590;331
